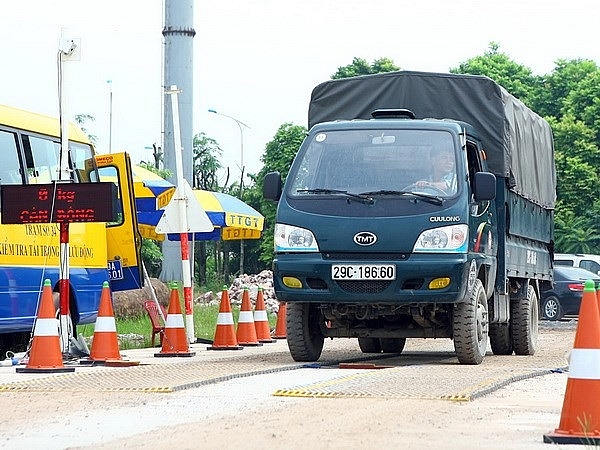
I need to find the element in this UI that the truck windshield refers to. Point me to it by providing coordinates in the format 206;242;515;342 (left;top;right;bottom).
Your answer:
288;129;458;198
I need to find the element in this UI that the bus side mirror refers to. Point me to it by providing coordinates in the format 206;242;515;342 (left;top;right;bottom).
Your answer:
263;171;282;201
473;172;496;201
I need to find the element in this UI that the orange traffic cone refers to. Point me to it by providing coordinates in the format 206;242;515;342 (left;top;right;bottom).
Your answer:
272;301;287;339
236;287;262;346
16;279;74;373
88;281;122;362
155;285;195;357
254;287;275;343
208;286;243;350
544;280;600;444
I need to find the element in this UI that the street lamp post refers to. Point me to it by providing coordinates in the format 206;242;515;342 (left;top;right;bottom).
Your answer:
107;79;113;154
208;108;250;274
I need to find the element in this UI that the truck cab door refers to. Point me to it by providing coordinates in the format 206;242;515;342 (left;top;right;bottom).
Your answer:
95;153;143;291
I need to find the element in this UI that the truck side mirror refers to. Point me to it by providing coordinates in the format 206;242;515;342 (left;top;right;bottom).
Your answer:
473;172;496;201
263;171;282;201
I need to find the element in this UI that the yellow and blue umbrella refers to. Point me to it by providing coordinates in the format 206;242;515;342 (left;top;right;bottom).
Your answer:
130;167;264;241
129;166;176;241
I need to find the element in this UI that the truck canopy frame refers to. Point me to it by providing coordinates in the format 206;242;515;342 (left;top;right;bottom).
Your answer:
308;70;556;209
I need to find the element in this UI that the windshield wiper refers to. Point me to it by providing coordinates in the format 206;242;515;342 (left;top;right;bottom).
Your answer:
297;188;374;204
359;189;444;206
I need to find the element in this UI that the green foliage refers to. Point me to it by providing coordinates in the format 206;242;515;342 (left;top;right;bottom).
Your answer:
193;132;223;190
331;57;400;79
450;42;539;103
253;123;308;265
531;59;599;119
141;238;163;278
452;45;600;254
73;113;98;144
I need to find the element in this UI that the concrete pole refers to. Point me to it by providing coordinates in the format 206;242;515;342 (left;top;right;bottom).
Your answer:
160;0;196;282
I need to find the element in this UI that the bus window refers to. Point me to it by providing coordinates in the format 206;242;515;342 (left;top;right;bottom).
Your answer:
97;165;124;226
70;142;99;182
22;134;61;183
0;130;22;185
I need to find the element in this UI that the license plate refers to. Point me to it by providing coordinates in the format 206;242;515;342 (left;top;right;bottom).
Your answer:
107;260;124;280
332;264;396;280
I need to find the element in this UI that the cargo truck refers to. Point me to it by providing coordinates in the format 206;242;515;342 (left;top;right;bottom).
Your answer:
263;71;555;364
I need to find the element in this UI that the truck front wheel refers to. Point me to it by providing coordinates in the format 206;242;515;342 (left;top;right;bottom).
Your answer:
286;302;325;362
453;279;488;365
511;284;539;355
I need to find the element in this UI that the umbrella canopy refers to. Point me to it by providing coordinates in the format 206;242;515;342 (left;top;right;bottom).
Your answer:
129;166;176;241
129;166;264;241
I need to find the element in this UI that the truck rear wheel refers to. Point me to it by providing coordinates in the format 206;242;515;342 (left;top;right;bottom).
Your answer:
489;323;513;355
286;302;325;362
380;338;406;354
511;284;539;355
358;337;382;353
453;279;488;365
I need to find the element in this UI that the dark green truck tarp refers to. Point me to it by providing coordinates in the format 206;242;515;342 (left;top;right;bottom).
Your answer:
308;70;556;209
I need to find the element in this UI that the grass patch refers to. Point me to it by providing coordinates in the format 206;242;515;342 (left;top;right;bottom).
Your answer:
77;304;277;350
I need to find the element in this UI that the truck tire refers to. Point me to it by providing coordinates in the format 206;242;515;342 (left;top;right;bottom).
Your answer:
453;279;488;365
511;284;539;355
380;338;406;354
286;302;325;362
358;337;382;353
489;323;513;355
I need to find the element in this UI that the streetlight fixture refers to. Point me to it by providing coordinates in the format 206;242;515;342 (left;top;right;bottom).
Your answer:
208;108;250;188
208;108;250;275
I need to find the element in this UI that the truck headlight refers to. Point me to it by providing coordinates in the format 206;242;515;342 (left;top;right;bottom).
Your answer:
274;224;319;252
413;224;468;253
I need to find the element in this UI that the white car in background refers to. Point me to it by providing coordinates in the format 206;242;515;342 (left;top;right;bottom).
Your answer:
554;253;600;275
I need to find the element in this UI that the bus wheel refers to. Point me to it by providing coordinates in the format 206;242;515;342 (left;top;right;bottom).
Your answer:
358;337;382;353
453;279;488;365
286;302;325;362
511;284;539;355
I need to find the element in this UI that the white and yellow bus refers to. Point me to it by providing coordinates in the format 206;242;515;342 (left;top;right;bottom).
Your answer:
0;104;142;353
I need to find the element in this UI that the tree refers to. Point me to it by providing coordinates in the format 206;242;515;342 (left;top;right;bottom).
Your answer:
450;42;539;104
531;59;599;120
453;47;600;254
331;57;400;79
192;132;222;190
73;113;98;145
251;123;307;265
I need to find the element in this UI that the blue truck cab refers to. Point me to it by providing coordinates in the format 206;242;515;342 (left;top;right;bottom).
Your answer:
264;71;555;365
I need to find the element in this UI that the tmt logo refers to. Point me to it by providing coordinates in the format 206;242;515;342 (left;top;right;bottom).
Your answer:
353;231;377;246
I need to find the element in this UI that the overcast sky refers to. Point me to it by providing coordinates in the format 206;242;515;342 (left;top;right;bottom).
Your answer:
0;1;598;181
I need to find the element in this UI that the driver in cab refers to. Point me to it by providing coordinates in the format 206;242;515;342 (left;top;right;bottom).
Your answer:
414;147;457;194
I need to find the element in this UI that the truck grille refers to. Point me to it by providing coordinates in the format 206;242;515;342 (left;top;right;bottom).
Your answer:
336;280;392;294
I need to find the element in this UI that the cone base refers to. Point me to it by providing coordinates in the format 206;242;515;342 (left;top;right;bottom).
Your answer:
16;366;75;373
79;358;137;367
207;345;243;351
272;335;287;339
239;341;263;347
259;338;277;343
154;351;196;357
544;432;600;445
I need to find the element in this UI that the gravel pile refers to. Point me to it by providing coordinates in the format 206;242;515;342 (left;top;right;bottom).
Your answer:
196;270;280;313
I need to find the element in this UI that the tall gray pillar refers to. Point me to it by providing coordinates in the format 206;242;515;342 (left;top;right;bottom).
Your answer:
160;0;195;282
